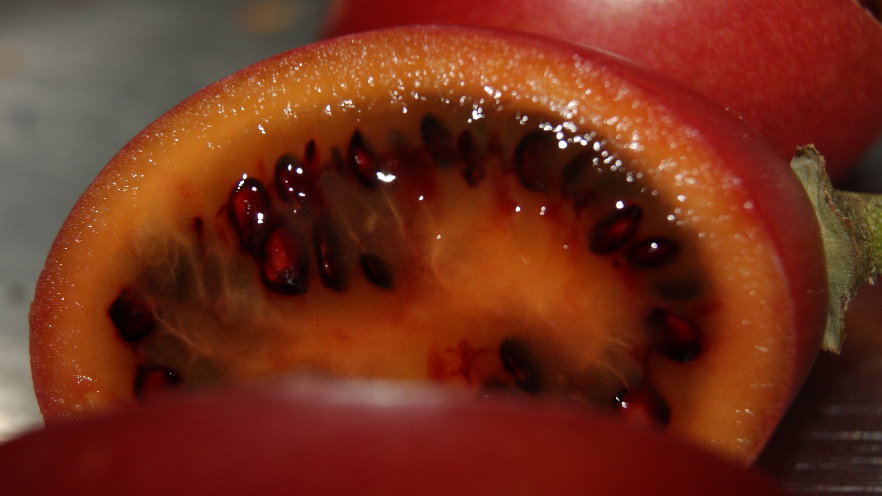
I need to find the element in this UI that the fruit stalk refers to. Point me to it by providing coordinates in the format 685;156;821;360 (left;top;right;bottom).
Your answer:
792;146;882;351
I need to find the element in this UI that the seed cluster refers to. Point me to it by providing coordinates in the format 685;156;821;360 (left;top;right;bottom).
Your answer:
107;110;706;429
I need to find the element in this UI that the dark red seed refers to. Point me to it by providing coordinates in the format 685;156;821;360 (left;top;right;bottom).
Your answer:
514;130;557;191
313;220;347;291
648;308;702;362
274;153;311;210
458;130;486;186
360;253;393;289
347;130;379;187
627;237;680;268
614;385;671;428
260;226;309;295
134;365;181;397
228;177;271;249
589;203;642;254
499;338;542;393
108;288;156;342
420;113;457;166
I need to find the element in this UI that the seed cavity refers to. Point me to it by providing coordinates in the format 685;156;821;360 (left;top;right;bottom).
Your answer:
126;110;709;425
108;288;157;343
648;308;701;362
589;203;642;254
360;253;394;289
229;176;272;250
260;226;309;295
499;337;543;393
627;237;679;268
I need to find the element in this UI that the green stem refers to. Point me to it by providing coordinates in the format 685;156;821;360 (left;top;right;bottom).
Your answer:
791;146;882;353
834;190;882;280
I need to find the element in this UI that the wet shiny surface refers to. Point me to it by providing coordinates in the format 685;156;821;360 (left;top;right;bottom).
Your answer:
1;1;881;492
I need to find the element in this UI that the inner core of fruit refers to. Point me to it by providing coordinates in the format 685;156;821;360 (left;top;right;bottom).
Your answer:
119;104;706;420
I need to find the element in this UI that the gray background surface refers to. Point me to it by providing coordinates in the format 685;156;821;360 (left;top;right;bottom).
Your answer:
1;1;881;493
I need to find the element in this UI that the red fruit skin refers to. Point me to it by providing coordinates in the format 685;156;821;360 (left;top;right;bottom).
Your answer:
0;381;786;495
322;0;882;180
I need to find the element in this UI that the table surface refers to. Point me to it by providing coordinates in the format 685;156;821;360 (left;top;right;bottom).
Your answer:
1;1;880;493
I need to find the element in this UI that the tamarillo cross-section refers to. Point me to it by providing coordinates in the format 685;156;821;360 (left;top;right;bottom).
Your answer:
29;26;829;465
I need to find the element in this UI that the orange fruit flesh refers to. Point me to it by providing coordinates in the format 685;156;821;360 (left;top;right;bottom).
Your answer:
30;27;824;465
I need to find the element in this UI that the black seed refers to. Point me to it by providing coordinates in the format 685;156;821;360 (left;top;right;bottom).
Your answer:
627;237;680;268
458;130;486;186
589;203;642;254
614;386;671;428
360;253;394;289
108;288;157;342
228;176;272;250
647;308;702;362
313;219;347;291
260;226;309;295
274;153;311;210
347;130;379;187
420;113;457;166
134;365;181;397
499;338;542;393
514;130;557;192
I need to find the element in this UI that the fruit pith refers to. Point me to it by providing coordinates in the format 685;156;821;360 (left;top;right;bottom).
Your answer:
29;27;827;464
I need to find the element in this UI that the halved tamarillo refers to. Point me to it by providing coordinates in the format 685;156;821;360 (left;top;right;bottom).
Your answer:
0;380;786;495
32;26;856;465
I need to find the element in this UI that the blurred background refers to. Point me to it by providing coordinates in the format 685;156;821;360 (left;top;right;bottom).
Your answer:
1;0;880;492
